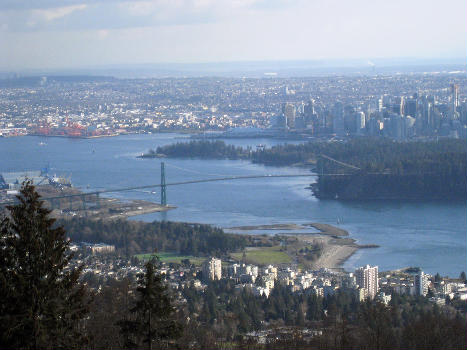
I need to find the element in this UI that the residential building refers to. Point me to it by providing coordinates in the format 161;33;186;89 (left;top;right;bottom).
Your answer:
202;257;222;281
355;265;379;299
415;271;429;296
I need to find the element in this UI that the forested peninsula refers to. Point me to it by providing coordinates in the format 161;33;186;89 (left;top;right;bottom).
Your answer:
58;218;249;257
313;138;466;200
141;138;466;200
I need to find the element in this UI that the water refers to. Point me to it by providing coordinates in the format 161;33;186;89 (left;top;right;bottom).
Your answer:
1;133;466;276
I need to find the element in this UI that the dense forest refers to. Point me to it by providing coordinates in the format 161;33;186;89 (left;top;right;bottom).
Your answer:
147;138;467;200
153;140;250;159
58;218;249;257
152;139;318;165
313;138;466;200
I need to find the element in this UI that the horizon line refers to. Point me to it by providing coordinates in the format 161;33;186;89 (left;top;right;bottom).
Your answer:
2;56;466;73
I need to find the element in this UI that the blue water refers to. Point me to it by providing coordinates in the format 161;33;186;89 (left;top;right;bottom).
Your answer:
1;134;466;276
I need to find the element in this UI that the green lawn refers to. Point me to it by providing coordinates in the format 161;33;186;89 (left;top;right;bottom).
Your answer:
134;252;206;266
231;246;291;265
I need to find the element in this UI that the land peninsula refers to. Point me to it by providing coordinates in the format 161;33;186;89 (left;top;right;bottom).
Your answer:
139;138;467;201
29;186;375;270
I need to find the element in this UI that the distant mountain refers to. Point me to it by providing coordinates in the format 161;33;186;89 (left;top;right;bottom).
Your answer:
1;57;465;79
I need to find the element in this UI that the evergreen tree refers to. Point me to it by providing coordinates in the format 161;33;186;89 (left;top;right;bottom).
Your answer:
119;258;182;350
0;181;88;350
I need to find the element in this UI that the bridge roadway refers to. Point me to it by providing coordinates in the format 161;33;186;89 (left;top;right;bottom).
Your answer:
41;173;325;200
2;154;366;205
1;172;358;205
96;173;354;194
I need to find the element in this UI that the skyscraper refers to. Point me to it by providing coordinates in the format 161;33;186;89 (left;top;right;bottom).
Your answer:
355;111;366;134
202;257;222;281
415;271;429;296
332;102;345;136
282;103;296;129
304;99;315;117
404;97;417;117
451;84;459;108
451;84;459;119
393;96;405;115
355;265;379;299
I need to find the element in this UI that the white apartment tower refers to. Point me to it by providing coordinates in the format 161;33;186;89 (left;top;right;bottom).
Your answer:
415;271;429;296
355;265;379;299
451;84;459;119
203;257;222;281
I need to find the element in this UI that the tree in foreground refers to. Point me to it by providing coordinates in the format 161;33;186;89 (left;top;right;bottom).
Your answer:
0;181;88;350
119;258;182;350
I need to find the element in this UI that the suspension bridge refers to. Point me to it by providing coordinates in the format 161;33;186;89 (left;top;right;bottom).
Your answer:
1;155;362;211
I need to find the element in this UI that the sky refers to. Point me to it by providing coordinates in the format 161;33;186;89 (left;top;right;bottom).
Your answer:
0;0;466;71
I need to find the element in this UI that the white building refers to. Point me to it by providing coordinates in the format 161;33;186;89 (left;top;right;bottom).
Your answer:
261;275;275;290
355;265;379;299
202;257;222;281
83;243;115;255
415;271;429;296
263;265;278;280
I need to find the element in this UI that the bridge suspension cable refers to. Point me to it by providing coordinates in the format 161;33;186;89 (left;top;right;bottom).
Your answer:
0;173;320;207
2;169;397;208
320;154;361;171
164;161;235;177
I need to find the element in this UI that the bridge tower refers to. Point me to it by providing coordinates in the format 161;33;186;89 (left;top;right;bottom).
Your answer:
317;154;325;193
161;162;167;206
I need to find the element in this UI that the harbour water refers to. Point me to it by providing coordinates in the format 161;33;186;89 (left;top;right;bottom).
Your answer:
1;133;466;276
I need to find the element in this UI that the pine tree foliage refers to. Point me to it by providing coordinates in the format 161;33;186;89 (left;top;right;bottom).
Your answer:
0;181;88;350
119;258;182;350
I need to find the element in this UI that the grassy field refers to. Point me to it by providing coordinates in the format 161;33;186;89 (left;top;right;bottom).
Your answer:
136;246;292;267
135;252;206;266
231;246;291;265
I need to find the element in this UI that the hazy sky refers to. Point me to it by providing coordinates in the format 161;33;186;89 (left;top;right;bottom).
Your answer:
1;0;466;70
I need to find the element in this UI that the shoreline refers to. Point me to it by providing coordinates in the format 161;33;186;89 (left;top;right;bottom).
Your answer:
296;234;359;271
298;223;379;271
32;186;375;270
27;133;121;139
227;222;379;271
229;223;308;231
35;185;174;220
